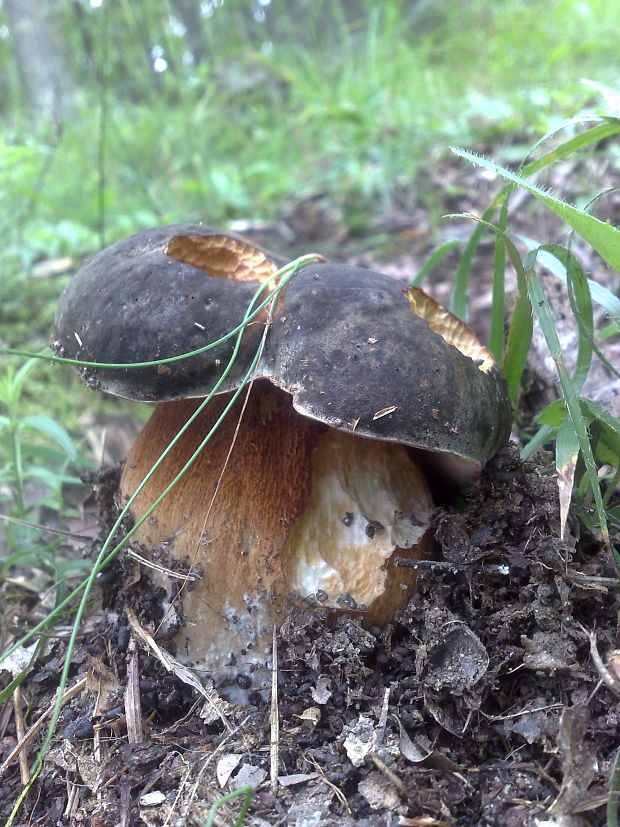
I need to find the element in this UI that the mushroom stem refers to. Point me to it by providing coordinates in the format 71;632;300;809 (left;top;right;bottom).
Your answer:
120;381;433;686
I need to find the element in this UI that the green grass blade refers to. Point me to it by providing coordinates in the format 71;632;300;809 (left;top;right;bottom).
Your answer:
535;397;568;427
580;398;620;459
204;786;253;827
20;414;78;461
448;201;499;321
520;424;555;461
490;193;509;360
520;118;620;178
556;417;580;539
504;290;532;403
518;234;620;328
450;117;620;333
581;79;620;114
521;398;569;461
520;237;620;383
410;239;462;286
563;245;594;390
452;148;620;273
502;237;533;402
604;467;620;510
525;270;609;546
524;243;594;391
444;211;531;397
601;322;620;340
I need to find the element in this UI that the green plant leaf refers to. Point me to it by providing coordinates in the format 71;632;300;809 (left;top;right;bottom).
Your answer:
0;669;29;704
525;270;609;546
524;243;594;391
12;358;41;399
581;79;620;115
520;118;620;178
410;239;462;286
452;147;620;274
518;235;620;329
580;398;620;459
601;322;620;340
556;418;580;540
52;558;92;577
449;201;499;321
501;236;533;402
24;466;82;487
535;398;568;427
204;786;253;827
520;424;555;461
490;193;509;360
19;415;77;461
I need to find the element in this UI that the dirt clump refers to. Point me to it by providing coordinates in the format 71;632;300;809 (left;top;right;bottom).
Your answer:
2;445;618;826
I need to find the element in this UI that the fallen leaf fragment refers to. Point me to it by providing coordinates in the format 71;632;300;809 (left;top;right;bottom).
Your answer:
373;405;398;420
233;763;267;790
298;706;321;726
358;771;401;810
278;772;319;787
217;753;243;788
396;718;431;763
139;791;166;806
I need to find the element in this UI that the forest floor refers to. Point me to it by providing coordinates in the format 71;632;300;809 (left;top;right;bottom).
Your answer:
1;151;619;826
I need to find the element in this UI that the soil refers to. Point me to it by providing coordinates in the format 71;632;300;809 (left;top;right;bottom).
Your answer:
1;151;619;826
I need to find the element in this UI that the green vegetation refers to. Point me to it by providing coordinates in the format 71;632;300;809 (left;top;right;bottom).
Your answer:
0;2;619;821
0;357;93;580
205;785;253;826
2;0;620;263
448;134;620;551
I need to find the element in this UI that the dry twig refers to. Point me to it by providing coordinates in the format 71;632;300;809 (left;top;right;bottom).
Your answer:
0;677;87;779
270;626;280;795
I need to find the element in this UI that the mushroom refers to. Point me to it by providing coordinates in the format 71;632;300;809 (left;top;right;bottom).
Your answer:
53;225;511;692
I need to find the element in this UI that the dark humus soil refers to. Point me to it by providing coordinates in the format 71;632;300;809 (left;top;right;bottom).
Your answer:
1;156;619;826
1;445;618;826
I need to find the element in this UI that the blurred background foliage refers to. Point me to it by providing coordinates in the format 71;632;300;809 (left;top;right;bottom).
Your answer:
0;0;619;424
1;0;620;270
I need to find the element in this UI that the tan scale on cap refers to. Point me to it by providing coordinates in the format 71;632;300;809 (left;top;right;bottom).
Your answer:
406;286;496;373
165;234;278;285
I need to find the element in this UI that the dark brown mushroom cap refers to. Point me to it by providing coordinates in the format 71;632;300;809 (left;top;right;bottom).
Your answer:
52;224;284;401
265;263;512;468
54;227;511;471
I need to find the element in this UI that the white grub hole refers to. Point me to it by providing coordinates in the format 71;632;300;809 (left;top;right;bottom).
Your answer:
281;428;433;610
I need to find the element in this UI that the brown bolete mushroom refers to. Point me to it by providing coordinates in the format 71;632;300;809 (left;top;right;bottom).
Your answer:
53;224;511;691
